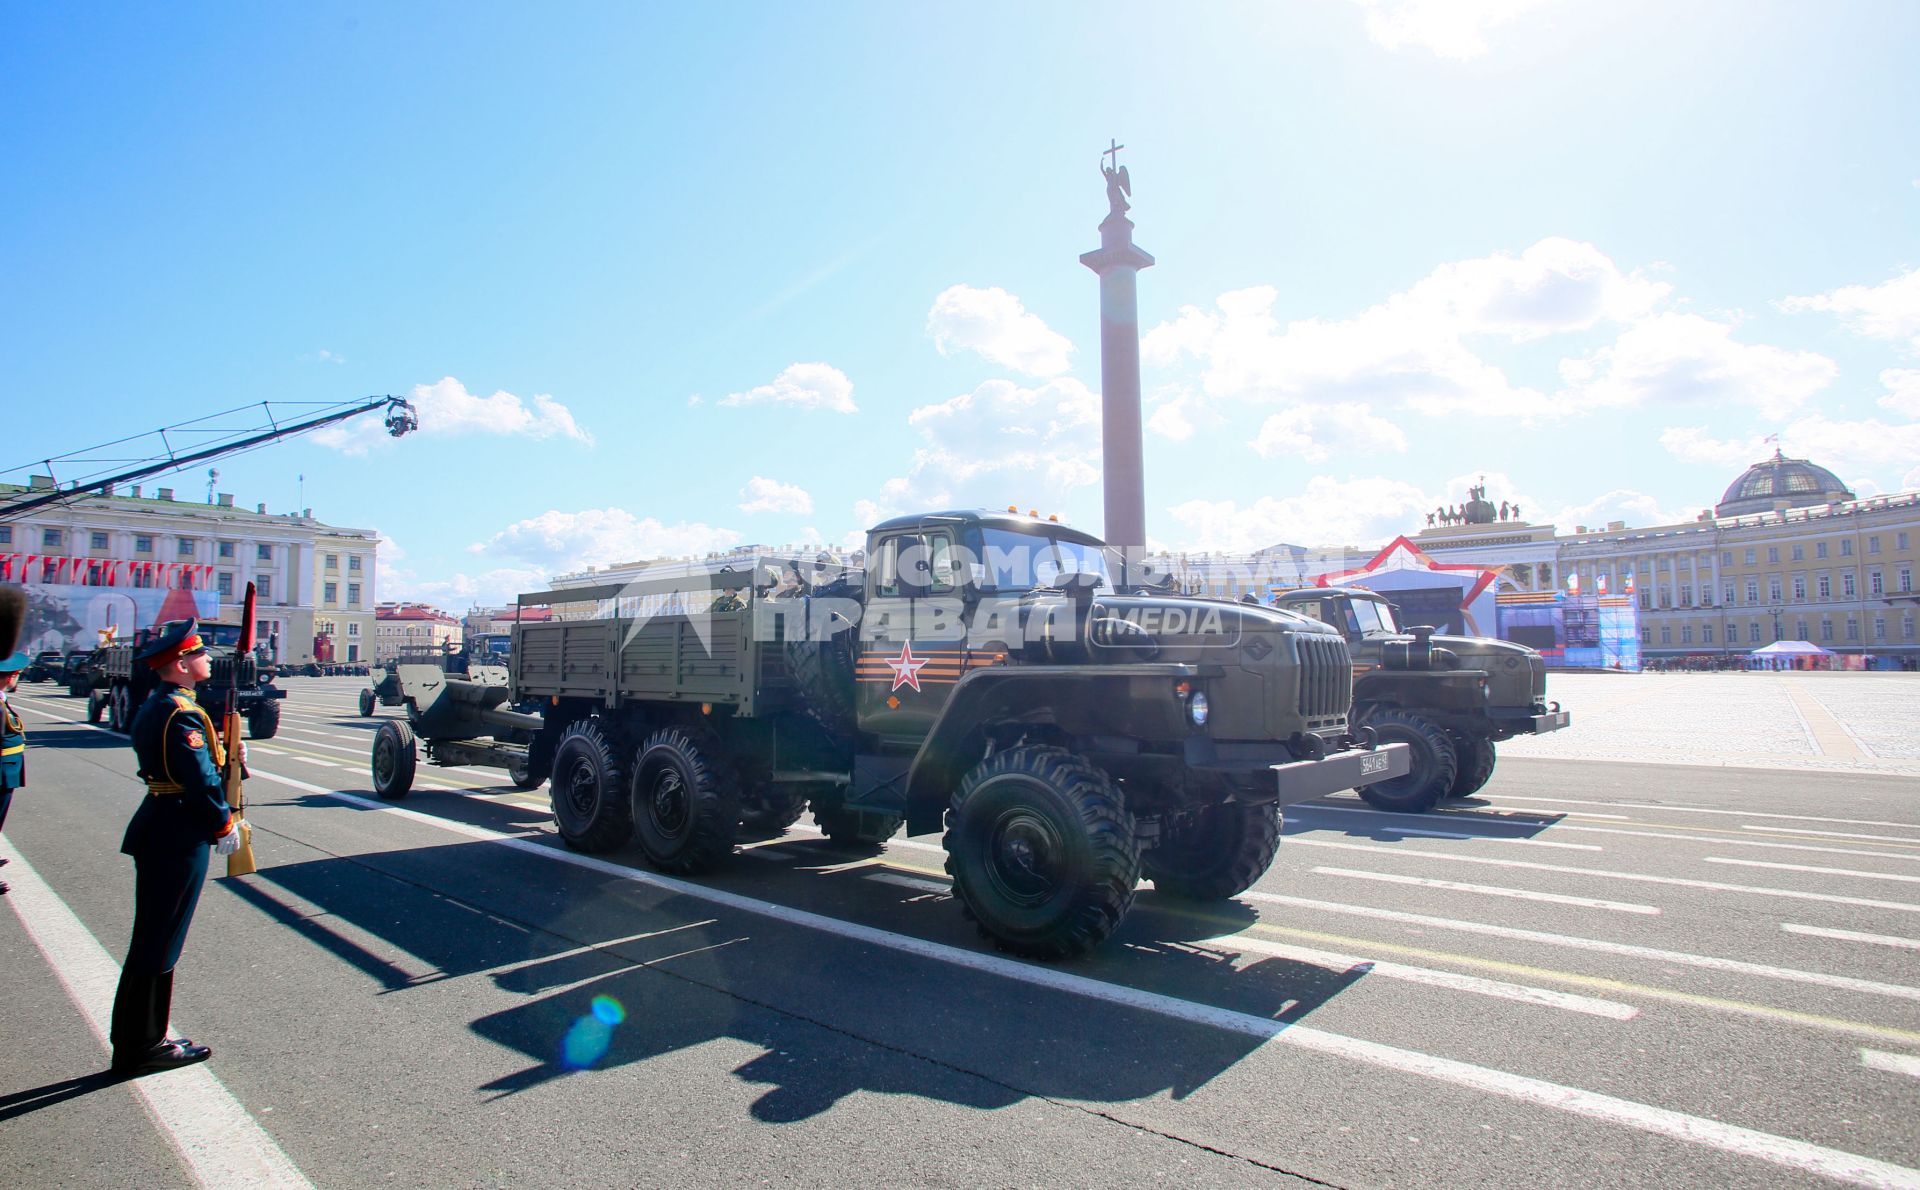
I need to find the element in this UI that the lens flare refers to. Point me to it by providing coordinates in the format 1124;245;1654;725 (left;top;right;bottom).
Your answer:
560;996;627;1069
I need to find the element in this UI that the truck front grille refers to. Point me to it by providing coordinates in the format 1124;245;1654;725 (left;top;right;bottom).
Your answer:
1293;634;1352;722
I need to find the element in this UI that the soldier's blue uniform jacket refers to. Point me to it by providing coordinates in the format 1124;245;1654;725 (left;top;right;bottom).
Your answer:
123;682;233;858
1;695;23;789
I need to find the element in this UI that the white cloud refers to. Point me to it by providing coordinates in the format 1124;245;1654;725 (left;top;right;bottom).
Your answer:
471;508;743;572
1880;369;1920;418
313;376;592;454
1348;0;1559;59
377;534;545;610
737;476;813;515
1252;403;1410;462
1541;488;1695;534
1166;476;1437;553
1780;268;1920;349
300;348;346;365
1660;415;1920;496
718;362;857;414
1144;238;1667;423
926;285;1074;377
1557;313;1836;418
1658;426;1767;470
881;377;1101;509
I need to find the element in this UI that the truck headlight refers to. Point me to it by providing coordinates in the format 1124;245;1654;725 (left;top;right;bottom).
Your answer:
1188;690;1210;726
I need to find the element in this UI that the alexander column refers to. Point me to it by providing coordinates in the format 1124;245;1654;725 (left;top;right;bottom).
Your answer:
1080;140;1154;574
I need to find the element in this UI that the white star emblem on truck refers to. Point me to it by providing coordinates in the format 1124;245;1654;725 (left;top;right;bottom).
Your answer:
886;642;930;692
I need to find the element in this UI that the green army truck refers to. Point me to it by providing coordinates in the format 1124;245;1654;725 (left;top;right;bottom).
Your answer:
1268;586;1569;814
91;620;287;738
370;510;1408;959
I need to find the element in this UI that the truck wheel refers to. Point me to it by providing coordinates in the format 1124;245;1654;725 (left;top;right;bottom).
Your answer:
109;684;130;733
786;637;856;746
631;727;741;873
738;787;809;838
248;699;282;740
1143;801;1281;901
358;688;376;717
1356;709;1457;814
1449;734;1497;799
549;720;633;852
87;691;106;724
371;720;417;799
944;746;1139;960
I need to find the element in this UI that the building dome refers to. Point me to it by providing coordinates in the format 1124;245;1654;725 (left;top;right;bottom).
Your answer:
1714;449;1854;517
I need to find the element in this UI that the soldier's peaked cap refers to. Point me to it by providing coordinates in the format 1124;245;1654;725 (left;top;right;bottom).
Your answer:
135;618;207;668
0;650;29;674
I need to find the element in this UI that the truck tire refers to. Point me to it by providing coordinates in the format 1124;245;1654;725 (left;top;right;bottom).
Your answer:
109;683;130;733
944;745;1139;960
1143;800;1282;901
1449;733;1497;799
738;787;809;838
358;688;376;717
372;720;417;799
86;691;107;724
785;637;856;746
67;679;90;699
630;726;740;873
248;698;282;740
1356;709;1457;814
549;720;633;853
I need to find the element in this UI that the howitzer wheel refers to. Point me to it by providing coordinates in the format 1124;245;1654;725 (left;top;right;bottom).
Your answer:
944;745;1138;960
1355;709;1457;814
358;688;376;717
549;719;632;852
248;698;281;739
738;786;809;838
812;800;902;852
86;691;107;725
506;751;546;791
371;719;417;799
1143;800;1281;901
1448;733;1496;799
631;726;741;874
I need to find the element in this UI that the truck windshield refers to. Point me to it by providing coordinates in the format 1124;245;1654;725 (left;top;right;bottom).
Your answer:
1351;599;1399;634
975;527;1115;593
199;625;244;647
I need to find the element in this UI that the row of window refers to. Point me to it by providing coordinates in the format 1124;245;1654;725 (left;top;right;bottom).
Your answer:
1598;530;1914;579
1647;616;1915;645
0;526;369;572
1643;567;1915;608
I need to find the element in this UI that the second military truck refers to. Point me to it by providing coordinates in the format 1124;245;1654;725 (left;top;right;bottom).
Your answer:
371;510;1409;958
1269;586;1569;813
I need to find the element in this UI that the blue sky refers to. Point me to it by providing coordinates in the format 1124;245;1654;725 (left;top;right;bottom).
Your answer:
5;1;1917;607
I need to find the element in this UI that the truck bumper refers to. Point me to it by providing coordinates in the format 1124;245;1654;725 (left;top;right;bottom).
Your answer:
1271;741;1411;806
1489;705;1570;734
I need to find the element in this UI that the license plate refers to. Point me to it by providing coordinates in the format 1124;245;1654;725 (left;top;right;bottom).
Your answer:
1360;753;1390;776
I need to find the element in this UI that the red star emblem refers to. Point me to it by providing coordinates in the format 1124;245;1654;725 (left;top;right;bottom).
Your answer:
885;642;930;692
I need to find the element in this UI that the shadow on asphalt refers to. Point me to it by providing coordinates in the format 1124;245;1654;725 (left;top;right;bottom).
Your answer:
0;1072;125;1122
1283;798;1569;843
222;842;1371;1122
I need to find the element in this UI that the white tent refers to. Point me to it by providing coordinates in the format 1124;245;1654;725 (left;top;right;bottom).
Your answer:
1751;640;1833;656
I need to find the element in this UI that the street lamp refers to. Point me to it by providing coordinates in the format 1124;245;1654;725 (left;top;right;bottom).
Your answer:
1768;604;1786;642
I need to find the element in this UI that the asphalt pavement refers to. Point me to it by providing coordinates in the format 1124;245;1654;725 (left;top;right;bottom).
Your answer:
1;672;1916;1188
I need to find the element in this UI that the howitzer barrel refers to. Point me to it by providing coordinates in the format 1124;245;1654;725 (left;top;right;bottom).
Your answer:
393;664;544;740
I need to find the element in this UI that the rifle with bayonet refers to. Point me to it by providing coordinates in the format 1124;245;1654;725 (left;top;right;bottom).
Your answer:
222;582;258;876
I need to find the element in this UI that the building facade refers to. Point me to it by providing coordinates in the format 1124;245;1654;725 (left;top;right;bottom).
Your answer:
0;476;379;664
373;602;463;663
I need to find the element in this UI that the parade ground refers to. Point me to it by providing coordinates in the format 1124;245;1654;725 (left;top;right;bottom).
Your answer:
2;672;1916;1188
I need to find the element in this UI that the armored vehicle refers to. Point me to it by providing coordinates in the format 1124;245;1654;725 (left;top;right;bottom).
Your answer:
1269;586;1569;813
93;620;287;738
372;510;1408;959
24;650;60;683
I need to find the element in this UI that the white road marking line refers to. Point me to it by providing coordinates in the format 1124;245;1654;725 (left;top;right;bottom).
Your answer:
1746;825;1920;845
1245;892;1920;1004
0;843;313;1189
1860;1050;1920;1079
1705;857;1920;885
1299;802;1635;822
1208;933;1637;1020
1782;924;1920;951
865;872;952;894
238;769;1920;1189
1555;823;1920;862
1287;837;1920;915
1380;826;1602;850
1490;794;1920;831
1311;866;1660;915
247;744;286;755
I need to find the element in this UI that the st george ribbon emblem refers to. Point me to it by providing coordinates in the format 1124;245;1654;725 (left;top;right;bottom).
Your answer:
886;642;930;692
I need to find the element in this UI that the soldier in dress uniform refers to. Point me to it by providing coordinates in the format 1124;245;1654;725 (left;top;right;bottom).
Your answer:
108;619;243;1076
0;649;29;896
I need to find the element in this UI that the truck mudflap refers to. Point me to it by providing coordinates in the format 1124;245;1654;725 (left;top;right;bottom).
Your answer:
1490;702;1570;734
1272;741;1411;805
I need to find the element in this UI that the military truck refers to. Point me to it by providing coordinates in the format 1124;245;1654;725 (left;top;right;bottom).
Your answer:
359;633;512;717
1268;586;1569;814
91;620;287;738
370;510;1408;959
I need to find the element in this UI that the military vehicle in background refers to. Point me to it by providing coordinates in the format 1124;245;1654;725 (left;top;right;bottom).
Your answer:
59;650;99;698
90;619;287;738
369;509;1408;959
1268;586;1569;814
359;632;512;717
23;650;61;683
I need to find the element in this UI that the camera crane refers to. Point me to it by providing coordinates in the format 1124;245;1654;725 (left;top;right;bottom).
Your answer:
0;394;419;521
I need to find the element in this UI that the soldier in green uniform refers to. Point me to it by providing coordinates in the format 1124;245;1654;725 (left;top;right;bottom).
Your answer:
108;620;243;1076
0;649;28;896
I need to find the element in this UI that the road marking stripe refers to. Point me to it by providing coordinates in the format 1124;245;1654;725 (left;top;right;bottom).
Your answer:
1312;866;1660;914
1489;794;1920;831
1782;924;1920;951
1553;824;1920;861
864;872;952;894
0;843;313;1189
1861;1050;1920;1079
1745;825;1920;845
1287;838;1920;915
1204;933;1637;1019
1242;892;1920;1004
1300;801;1636;822
1705;857;1920;885
1380;826;1602;850
242;768;1920;1187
